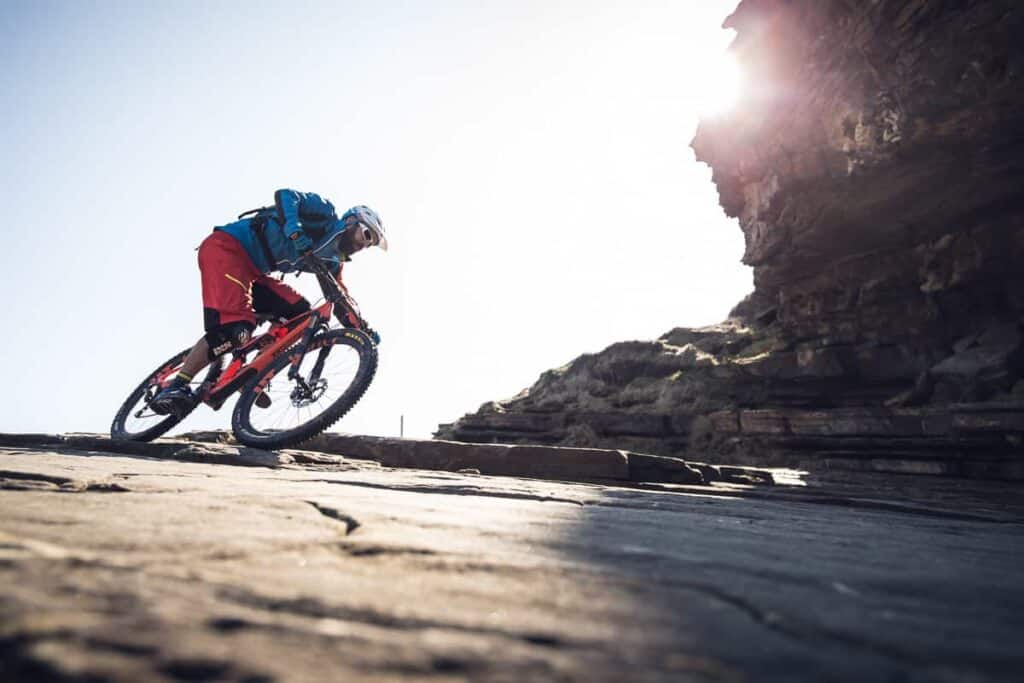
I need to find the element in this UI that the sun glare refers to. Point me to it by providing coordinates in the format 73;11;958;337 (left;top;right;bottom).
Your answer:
694;53;743;116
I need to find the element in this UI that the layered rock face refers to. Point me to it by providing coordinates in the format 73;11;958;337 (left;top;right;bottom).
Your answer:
439;0;1024;479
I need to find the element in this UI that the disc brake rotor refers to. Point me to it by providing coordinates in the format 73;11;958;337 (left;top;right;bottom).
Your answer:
289;378;328;408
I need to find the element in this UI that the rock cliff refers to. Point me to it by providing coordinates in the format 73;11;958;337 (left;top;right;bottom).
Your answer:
438;0;1024;480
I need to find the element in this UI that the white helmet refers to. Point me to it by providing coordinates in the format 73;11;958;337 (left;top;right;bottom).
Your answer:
341;205;388;251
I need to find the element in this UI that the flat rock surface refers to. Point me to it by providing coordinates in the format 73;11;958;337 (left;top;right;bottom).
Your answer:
1;442;1022;682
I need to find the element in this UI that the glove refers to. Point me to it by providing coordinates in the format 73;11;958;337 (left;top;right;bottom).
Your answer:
289;230;314;253
364;325;381;345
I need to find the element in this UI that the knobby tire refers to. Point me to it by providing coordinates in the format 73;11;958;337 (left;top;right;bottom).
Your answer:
231;328;377;450
110;348;214;442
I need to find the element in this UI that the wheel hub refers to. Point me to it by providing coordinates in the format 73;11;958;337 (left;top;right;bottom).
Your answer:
290;379;328;407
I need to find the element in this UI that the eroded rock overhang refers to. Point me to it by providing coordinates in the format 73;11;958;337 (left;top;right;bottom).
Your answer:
693;0;1024;396
438;1;1024;479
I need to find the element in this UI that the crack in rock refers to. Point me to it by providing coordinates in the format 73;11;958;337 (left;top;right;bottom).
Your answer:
648;576;930;666
0;478;63;492
0;470;73;485
215;586;596;652
306;479;586;506
0;470;131;494
79;482;131;493
590;487;1017;525
81;636;159;657
333;541;437;558
305;502;360;534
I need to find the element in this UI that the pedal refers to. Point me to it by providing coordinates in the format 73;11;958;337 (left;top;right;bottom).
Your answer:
255;392;272;409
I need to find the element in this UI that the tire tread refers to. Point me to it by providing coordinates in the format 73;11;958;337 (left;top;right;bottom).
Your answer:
231;329;377;449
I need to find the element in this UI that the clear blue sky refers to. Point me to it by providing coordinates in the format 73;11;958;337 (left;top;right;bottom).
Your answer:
0;0;748;438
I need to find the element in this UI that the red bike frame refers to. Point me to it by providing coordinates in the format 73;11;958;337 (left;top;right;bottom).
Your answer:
153;300;335;410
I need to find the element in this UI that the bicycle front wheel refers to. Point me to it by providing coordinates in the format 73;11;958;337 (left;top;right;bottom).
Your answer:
231;328;377;449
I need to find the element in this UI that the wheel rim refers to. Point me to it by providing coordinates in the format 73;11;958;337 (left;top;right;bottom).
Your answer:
244;338;363;436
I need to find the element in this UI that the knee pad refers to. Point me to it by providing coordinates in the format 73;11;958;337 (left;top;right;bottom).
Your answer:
205;321;255;360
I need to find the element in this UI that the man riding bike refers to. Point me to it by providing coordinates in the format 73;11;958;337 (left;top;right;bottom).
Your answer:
151;189;387;416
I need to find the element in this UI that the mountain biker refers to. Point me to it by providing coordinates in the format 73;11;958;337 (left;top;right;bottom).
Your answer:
150;189;387;416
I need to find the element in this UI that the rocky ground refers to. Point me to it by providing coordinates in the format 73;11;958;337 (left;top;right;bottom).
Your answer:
1;433;1022;681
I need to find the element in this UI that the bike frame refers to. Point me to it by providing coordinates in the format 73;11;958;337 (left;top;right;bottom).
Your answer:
212;301;335;406
148;256;365;412
150;300;334;410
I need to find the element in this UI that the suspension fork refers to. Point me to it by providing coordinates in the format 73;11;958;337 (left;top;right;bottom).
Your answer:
307;345;332;386
287;311;327;382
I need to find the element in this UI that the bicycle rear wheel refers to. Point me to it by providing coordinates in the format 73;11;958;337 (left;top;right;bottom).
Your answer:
231;328;377;449
110;349;218;442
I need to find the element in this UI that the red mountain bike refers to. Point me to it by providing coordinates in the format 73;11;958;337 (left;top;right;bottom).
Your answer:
110;256;377;449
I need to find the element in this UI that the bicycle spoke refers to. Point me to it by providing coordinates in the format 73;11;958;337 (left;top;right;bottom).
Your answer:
113;349;211;441
243;338;363;436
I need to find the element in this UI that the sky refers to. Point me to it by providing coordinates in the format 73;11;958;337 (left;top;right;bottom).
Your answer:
0;0;749;439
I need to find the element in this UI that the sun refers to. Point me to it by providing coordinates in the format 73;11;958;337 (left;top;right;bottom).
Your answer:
693;53;743;116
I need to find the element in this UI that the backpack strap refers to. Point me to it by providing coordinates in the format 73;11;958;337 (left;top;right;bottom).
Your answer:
249;215;278;271
238;205;273;220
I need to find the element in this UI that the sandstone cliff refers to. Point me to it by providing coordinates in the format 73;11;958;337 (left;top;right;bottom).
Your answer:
438;0;1024;480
